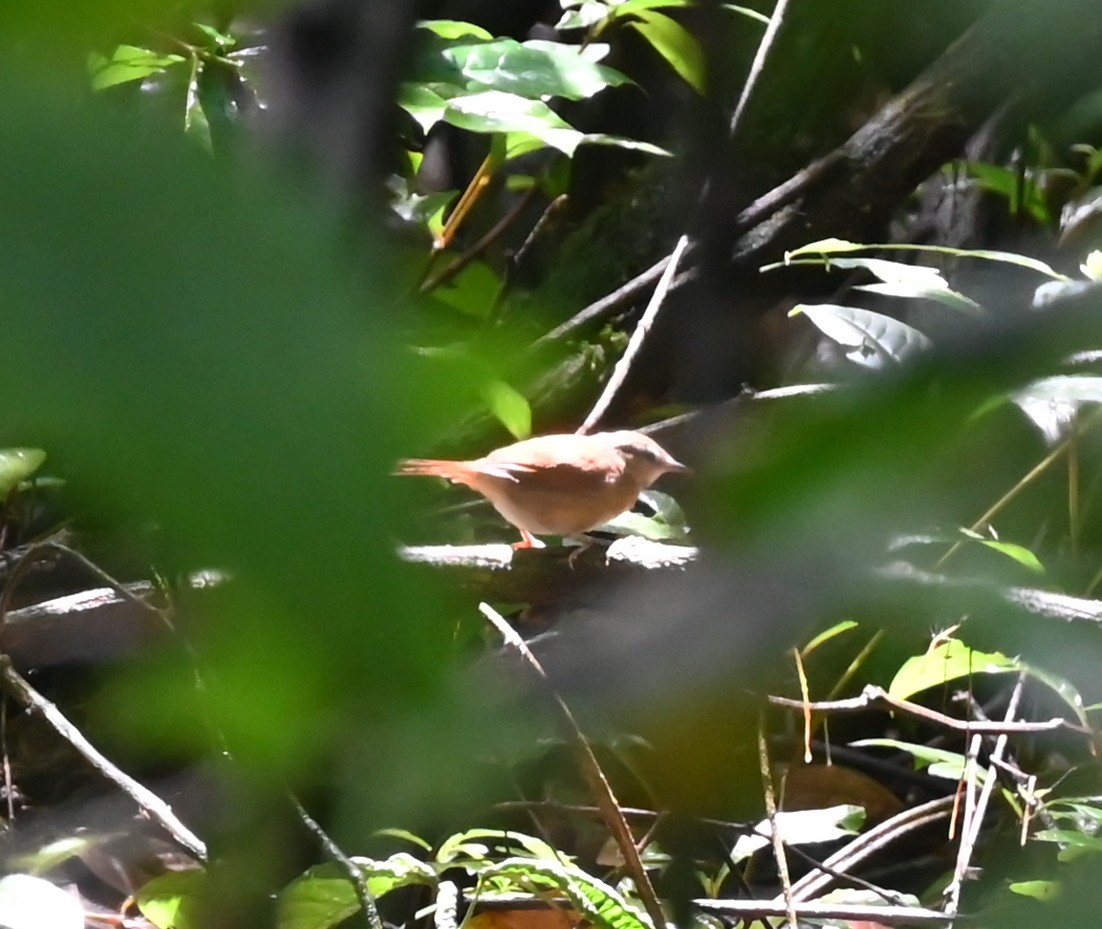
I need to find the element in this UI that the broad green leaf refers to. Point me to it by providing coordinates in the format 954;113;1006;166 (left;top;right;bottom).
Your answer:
1015;375;1102;406
443;38;631;101
557;3;614;30
431;260;501;318
790;303;932;368
626;10;705;93
89;44;186;90
0;448;45;497
398;83;455;134
136;870;207;929
478;858;652;929
278;855;438;929
418;19;494;41
1009;880;1062;901
482;379;532;440
444;91;578;148
888;639;1018;701
1013;376;1102;443
436;829;563;866
731;806;865;864
977;539;1045;572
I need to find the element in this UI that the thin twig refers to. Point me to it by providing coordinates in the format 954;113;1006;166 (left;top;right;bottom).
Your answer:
478;603;667;929
577;235;690;434
786;795;954;901
0;655;207;862
768;684;1081;735
758;720;797;929
290;792;382;929
943;675;1025;921
532;257;671;347
696;899;950;925
419;186;539;294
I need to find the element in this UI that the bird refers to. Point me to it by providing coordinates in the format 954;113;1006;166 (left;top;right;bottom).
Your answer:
395;430;689;548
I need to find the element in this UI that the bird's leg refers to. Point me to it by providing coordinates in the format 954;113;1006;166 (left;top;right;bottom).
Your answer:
512;529;546;550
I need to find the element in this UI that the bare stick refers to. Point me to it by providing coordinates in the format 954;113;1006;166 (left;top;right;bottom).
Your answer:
758;720;798;929
576;234;689;434
769;684;1081;735
943;675;1025;920
478;603;667;929
290;792;382;929
0;655;207;862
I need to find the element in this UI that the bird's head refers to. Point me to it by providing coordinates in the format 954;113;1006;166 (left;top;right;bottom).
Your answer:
603;431;690;487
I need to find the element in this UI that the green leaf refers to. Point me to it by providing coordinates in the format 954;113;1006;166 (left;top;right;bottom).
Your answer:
443;38;632;101
136;870;207;929
89;44;186;90
851;739;974;781
0;448;45;497
436;829;563;866
1022;663;1088;728
556;2;615;30
888;639;1019;701
184;57;211;150
803;619;859;653
418;19;494;41
790;303;932;368
626;10;705;93
193;22;236;51
820;256;981;313
398;83;456;134
482;379;532;440
1009;880;1062;901
780;238;1069;281
478;858;652;929
599;489;690;541
278;855;438;929
431;260;501;317
444;91;578;149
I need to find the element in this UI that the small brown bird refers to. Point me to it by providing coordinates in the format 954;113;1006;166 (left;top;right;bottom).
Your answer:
396;430;688;548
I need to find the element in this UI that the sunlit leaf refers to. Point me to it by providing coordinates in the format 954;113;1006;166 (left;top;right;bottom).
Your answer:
482;380;532;440
731;805;865;864
888;639;1018;701
790;303;932;368
802;619;859;653
1009;880;1062;901
278;855;438;929
0;448;46;497
89;44;186;90
625;10;705;93
781;238;1069;280
419;19;494;41
852;739;974;781
444;38;631;101
136;870;207;929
